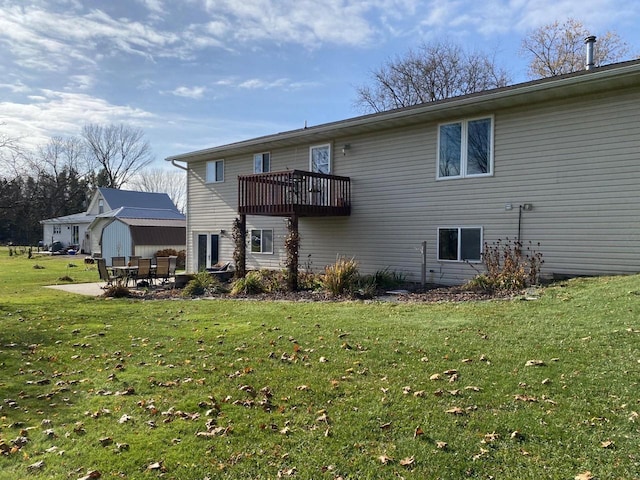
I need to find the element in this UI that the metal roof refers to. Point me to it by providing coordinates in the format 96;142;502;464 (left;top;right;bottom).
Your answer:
98;187;179;212
166;59;640;163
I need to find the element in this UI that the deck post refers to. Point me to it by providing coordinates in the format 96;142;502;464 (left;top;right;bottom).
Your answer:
233;215;247;279
286;215;299;291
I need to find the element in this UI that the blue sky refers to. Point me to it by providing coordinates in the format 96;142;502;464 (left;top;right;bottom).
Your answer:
1;0;639;168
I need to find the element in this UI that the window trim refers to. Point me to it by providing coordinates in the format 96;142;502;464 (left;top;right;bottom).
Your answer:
53;225;62;235
437;115;494;180
206;159;225;183
437;226;483;263
250;228;274;254
309;144;331;174
253;152;271;173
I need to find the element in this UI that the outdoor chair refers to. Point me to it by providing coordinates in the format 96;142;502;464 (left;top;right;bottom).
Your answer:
155;257;170;285
97;258;116;288
111;256;126;267
132;258;152;287
128;256;141;267
168;256;177;276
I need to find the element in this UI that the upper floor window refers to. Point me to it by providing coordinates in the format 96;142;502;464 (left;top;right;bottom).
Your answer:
98;199;104;214
437;227;482;262
206;159;224;183
310;144;331;174
254;152;271;173
438;117;493;179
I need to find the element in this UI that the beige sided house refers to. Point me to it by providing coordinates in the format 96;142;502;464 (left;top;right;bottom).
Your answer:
167;59;640;286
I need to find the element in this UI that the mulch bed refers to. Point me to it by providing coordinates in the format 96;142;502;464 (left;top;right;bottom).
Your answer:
126;284;525;303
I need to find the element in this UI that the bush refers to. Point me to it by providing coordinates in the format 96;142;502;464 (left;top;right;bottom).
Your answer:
155;249;186;269
465;238;544;292
230;271;266;295
322;257;360;296
182;271;226;297
103;283;131;298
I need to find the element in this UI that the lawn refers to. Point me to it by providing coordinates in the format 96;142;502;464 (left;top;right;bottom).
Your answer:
0;250;638;479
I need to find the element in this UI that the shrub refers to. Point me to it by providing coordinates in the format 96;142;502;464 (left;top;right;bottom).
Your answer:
465;238;544;292
230;271;266;295
322;257;360;296
103;283;131;298
155;249;186;269
182;271;226;297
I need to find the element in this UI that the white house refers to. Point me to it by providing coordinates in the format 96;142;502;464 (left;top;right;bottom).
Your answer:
167;59;640;286
42;188;184;258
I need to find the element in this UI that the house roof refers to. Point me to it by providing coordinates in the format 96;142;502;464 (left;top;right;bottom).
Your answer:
98;187;179;212
96;207;186;220
166;59;640;163
40;212;95;224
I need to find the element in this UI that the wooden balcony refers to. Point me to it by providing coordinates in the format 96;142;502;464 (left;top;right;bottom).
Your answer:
238;170;351;217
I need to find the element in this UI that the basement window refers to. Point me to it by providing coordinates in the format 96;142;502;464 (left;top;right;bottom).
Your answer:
437;227;482;262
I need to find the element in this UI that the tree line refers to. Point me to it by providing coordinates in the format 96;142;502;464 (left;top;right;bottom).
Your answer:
0;124;185;246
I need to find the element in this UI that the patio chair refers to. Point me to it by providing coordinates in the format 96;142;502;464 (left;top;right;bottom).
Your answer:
168;256;178;276
97;258;116;288
132;258;153;287
155;257;170;285
129;256;141;267
111;256;126;267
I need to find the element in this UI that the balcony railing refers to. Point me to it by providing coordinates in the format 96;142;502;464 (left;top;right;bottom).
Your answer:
238;170;351;217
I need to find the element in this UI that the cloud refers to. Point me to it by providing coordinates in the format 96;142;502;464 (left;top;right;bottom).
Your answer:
0;90;156;150
171;86;207;98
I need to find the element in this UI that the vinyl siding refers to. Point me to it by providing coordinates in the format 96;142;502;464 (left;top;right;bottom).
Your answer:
186;84;640;285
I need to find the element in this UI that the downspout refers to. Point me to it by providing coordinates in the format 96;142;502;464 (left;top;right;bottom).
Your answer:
169;158;188;171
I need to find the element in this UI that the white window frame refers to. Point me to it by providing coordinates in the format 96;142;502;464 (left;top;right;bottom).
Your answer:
206;159;224;183
250;229;273;254
53;225;61;234
437;116;494;180
253;152;271;173
437;226;483;262
310;144;331;174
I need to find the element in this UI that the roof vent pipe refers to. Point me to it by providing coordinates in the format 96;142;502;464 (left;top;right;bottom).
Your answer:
585;35;596;70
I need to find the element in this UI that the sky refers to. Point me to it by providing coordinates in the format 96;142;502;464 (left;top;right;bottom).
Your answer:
1;0;639;169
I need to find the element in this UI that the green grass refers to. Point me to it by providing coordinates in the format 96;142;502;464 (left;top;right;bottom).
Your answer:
0;249;639;479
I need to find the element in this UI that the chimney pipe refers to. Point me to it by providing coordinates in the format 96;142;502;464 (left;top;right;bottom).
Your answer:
585;35;596;70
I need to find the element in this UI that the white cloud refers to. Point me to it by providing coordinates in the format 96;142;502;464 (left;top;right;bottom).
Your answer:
0;90;156;150
171;86;206;98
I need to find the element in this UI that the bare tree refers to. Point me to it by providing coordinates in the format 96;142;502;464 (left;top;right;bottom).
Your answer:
354;41;510;113
521;18;630;78
127;167;186;212
82;123;154;189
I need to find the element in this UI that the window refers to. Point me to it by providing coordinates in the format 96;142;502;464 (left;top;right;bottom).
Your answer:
437;227;482;262
310;144;331;174
98;199;104;214
250;229;273;254
53;225;61;234
253;152;271;173
438;117;493;179
72;225;79;244
206;160;224;183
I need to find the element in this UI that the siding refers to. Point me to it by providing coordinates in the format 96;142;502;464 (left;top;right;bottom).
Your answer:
186;85;640;285
101;220;133;265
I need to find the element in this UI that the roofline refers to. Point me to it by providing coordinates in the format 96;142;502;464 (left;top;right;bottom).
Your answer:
165;59;640;163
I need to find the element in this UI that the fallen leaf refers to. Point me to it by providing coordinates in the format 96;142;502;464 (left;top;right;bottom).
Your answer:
413;426;424;438
147;461;164;471
575;471;594;480
278;467;297;477
378;454;393;465
379;422;392;430
430;373;441;381
482;431;499;443
436;441;448;450
445;407;465;415
525;359;545;367
601;440;615;449
78;470;101;480
399;456;415;466
27;460;45;471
